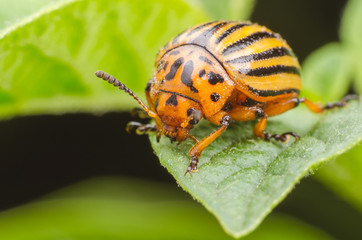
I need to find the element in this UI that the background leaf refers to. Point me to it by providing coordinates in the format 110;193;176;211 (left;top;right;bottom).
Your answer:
0;0;63;31
301;43;353;102
340;0;362;93
150;99;362;238
316;145;362;214
304;0;362;216
0;0;208;119
187;0;255;20
0;177;333;240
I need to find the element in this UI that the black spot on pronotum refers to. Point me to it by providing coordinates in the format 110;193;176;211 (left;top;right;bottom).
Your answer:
208;72;224;85
199;56;213;65
166;93;178;106
181;61;194;87
145;80;152;92
181;60;198;93
190;86;198;93
210;93;220;102
163;61;169;71
199;69;206;78
165;57;184;80
154;97;160;111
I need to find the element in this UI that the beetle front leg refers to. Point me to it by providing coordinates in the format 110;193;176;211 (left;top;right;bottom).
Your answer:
126;121;157;135
130;108;150;119
185;115;231;175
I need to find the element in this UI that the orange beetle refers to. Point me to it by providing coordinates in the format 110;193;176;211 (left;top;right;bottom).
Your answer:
95;21;356;175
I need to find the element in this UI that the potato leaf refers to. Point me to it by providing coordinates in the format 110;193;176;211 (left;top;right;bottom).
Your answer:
150;98;362;238
0;0;207;119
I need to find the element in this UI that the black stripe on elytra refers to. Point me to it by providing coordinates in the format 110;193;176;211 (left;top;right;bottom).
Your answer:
166;93;178;106
169;50;180;56
222;32;277;55
248;86;300;97
199;56;213;65
181;60;198;93
215;23;250;44
191;22;228;46
208;71;224;85
239;65;301;77
159;89;199;103
226;47;293;64
187;21;217;36
165;57;184;80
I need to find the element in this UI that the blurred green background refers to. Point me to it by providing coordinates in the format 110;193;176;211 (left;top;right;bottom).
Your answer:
0;0;362;239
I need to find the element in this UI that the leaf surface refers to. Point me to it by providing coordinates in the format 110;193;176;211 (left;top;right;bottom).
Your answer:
0;0;207;119
150;99;362;237
187;0;255;20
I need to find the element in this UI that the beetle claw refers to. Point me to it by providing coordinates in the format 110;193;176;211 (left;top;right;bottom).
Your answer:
264;132;299;143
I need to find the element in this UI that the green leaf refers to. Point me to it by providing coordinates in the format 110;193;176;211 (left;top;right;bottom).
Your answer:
301;43;353;102
0;177;333;240
340;0;362;94
150;99;362;238
0;0;63;31
0;0;208;119
187;0;255;20
316;144;362;213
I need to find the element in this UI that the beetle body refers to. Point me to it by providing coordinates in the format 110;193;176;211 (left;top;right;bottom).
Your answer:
95;21;356;174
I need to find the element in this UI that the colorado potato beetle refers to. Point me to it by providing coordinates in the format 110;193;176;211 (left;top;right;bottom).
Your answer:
95;21;356;175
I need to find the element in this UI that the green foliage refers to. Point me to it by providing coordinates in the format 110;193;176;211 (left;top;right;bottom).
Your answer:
188;0;255;20
150;99;362;238
0;0;207;119
301;43;352;102
0;0;62;30
0;177;333;240
316;145;362;213
302;0;362;215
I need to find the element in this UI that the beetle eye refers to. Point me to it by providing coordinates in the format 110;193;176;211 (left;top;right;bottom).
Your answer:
187;108;202;125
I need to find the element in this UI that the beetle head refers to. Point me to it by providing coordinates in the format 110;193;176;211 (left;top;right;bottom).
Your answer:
153;92;203;143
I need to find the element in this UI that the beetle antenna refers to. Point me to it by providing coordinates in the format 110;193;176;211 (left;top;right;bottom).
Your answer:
95;70;157;118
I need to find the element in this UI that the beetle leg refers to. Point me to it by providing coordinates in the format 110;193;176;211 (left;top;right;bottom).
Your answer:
300;94;358;113
185;115;231;175
253;116;300;142
126;121;157;135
